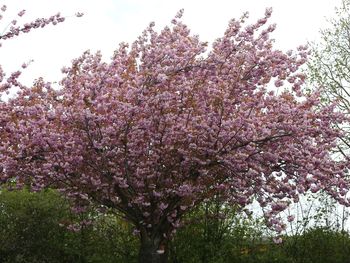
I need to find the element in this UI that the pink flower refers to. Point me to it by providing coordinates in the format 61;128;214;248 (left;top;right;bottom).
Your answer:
273;237;283;244
287;215;295;222
159;202;168;211
18;10;26;17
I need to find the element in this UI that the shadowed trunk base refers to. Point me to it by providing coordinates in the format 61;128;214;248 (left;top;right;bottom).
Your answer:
138;233;168;263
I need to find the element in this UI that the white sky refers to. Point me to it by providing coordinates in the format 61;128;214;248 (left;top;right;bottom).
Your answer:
0;0;343;85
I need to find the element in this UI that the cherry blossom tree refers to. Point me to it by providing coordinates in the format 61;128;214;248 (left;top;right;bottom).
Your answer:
1;9;349;263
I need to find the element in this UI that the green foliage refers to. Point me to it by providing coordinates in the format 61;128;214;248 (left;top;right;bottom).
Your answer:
168;200;350;263
0;188;80;263
0;188;139;263
1;190;350;263
84;213;138;263
282;227;350;263
168;201;287;263
307;0;350;157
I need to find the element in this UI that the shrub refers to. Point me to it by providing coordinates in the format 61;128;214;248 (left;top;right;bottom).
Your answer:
0;188;139;263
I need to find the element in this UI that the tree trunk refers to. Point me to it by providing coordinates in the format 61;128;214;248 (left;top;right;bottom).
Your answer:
138;232;168;263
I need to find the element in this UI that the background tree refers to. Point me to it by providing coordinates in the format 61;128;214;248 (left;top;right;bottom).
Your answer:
308;0;350;158
1;9;349;263
307;0;350;235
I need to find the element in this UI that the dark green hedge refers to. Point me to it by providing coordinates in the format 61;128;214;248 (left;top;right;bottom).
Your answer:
1;189;350;263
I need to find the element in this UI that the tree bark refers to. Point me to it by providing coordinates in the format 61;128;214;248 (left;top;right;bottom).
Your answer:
138;232;168;263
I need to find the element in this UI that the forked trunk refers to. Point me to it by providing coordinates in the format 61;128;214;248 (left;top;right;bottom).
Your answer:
138;232;168;263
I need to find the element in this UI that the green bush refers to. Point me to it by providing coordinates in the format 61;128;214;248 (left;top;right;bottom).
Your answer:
283;227;350;263
168;201;280;263
2;190;350;263
0;188;138;263
0;188;80;262
83;213;138;263
168;201;350;263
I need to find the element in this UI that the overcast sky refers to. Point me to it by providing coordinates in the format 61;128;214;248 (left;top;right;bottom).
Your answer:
0;0;343;85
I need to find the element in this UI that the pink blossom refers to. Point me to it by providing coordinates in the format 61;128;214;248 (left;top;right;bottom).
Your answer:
287;215;295;222
18;10;26;17
273;237;283;244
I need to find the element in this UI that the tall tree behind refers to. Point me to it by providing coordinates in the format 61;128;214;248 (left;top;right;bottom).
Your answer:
308;0;350;158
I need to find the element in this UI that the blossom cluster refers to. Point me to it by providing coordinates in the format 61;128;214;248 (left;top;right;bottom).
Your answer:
0;5;83;41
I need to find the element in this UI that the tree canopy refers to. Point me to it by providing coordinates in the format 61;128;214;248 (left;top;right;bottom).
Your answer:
1;8;349;263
